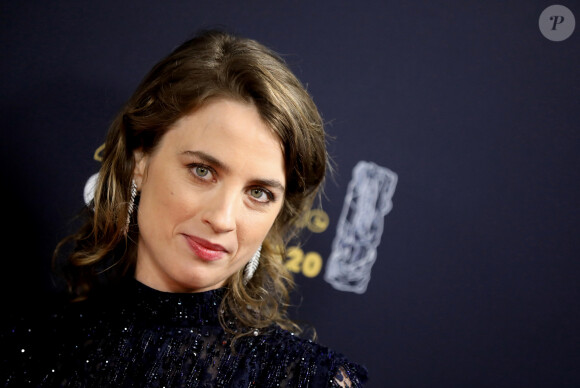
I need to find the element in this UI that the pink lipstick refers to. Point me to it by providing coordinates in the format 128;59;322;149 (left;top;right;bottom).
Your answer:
184;235;227;261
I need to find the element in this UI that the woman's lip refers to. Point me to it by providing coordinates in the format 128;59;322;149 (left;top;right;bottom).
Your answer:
186;235;227;251
184;235;228;261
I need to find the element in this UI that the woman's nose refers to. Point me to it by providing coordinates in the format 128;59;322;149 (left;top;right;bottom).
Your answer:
201;188;237;233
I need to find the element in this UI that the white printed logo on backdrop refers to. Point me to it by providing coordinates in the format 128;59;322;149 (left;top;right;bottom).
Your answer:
324;161;398;294
84;172;99;205
83;144;105;206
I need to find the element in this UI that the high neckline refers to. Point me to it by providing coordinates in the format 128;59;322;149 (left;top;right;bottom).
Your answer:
117;278;226;327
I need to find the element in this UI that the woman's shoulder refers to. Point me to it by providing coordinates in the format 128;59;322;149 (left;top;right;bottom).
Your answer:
0;289;106;381
1;291;71;343
0;292;72;385
251;325;369;387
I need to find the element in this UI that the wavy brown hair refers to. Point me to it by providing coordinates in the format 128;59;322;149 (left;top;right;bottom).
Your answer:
54;30;327;338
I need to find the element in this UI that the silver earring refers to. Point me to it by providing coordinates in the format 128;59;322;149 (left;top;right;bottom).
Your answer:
244;245;261;284
125;180;138;233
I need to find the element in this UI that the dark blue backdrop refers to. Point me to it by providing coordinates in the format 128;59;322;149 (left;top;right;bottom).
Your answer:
1;1;579;386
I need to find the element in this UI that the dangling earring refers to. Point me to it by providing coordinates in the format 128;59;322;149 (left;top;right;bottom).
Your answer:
125;180;138;234
244;245;261;284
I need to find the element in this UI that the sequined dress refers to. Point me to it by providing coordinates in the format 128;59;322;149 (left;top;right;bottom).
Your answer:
1;279;367;387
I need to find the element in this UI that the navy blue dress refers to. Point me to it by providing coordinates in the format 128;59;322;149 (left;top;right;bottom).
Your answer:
1;280;367;387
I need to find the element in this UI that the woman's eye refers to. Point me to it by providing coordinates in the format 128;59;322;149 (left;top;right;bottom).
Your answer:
249;188;271;203
190;164;214;181
195;166;209;177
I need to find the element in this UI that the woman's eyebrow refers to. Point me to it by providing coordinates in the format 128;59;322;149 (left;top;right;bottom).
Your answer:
253;178;285;193
180;150;229;172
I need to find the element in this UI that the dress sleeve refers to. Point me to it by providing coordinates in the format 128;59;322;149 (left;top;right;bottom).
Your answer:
329;361;368;387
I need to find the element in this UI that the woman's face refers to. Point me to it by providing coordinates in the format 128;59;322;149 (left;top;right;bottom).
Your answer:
133;98;286;293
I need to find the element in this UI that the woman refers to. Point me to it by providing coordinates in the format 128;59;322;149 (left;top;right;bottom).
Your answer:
2;30;367;387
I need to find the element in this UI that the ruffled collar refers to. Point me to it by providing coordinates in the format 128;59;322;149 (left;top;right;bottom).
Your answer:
114;279;226;328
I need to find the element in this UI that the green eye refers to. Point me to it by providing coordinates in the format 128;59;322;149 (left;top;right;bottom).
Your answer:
250;189;264;198
249;188;274;203
195;166;209;177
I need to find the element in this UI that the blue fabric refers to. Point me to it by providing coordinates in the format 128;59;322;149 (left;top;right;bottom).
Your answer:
2;279;367;387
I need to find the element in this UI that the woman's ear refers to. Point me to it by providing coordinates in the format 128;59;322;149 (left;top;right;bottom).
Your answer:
133;149;148;189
